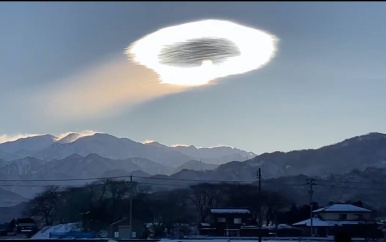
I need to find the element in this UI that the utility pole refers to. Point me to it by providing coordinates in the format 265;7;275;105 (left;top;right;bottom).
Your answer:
306;177;316;237
257;168;262;242
129;175;133;239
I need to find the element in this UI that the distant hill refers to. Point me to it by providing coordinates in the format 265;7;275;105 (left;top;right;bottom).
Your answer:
173;160;218;173
0;202;29;223
0;153;171;198
169;145;256;164
0;188;28;207
163;132;386;182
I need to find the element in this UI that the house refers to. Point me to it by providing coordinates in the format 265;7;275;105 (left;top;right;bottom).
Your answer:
207;208;252;236
293;203;382;238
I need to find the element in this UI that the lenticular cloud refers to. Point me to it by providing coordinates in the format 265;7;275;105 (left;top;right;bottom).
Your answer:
125;19;278;86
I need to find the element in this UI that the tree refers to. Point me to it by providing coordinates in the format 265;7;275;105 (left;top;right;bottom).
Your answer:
224;183;292;225
25;186;60;226
7;219;16;233
260;191;291;226
225;184;260;223
353;200;364;207
188;183;226;223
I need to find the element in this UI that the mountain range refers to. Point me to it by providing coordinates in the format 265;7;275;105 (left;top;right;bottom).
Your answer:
1;132;386;211
0;132;255;202
0;133;255;166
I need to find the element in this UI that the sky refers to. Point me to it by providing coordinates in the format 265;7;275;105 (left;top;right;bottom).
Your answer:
1;2;386;154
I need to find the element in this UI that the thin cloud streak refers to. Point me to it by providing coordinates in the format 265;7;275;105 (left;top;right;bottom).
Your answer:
0;130;98;144
31;55;191;122
0;133;41;144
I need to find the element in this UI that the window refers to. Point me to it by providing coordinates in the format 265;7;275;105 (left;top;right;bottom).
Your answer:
339;214;347;220
356;214;363;220
234;218;242;224
218;217;226;222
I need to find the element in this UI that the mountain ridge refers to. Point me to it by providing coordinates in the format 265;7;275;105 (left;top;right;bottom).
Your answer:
1;131;386;208
0;132;255;166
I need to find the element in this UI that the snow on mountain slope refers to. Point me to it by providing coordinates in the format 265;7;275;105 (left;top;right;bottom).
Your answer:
0;134;56;153
56;132;85;144
0;132;256;167
36;133;192;167
0;157;48;179
0;149;14;161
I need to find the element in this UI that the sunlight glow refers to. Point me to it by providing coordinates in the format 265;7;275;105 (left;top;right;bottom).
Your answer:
0;130;96;144
54;130;97;142
126;19;278;86
0;133;41;144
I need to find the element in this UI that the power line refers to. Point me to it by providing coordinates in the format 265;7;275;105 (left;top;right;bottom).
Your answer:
0;172;319;183
2;180;386;193
0;175;242;183
316;184;386;191
0;181;210;188
317;179;386;185
2;173;386;191
0;173;334;185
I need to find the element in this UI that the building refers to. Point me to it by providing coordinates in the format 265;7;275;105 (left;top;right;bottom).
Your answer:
293;203;382;238
207;208;252;236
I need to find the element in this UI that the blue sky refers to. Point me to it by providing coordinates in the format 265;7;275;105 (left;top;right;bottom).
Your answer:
1;2;386;153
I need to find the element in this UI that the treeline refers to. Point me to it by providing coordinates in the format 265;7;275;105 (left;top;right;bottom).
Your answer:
23;179;300;238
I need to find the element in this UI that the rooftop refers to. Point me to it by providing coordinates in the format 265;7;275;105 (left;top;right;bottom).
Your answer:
210;208;250;214
313;204;372;213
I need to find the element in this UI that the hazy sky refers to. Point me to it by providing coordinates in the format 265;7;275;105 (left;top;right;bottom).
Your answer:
1;2;386;153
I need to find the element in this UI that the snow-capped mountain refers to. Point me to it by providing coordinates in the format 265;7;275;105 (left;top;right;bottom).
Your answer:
0;134;56;153
1;131;386;207
35;133;192;167
56;132;87;144
0;132;257;202
0;157;48;179
0;133;255;167
0;134;57;159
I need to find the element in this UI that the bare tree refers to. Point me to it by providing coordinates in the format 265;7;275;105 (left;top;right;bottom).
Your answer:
25;186;60;226
188;183;226;222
